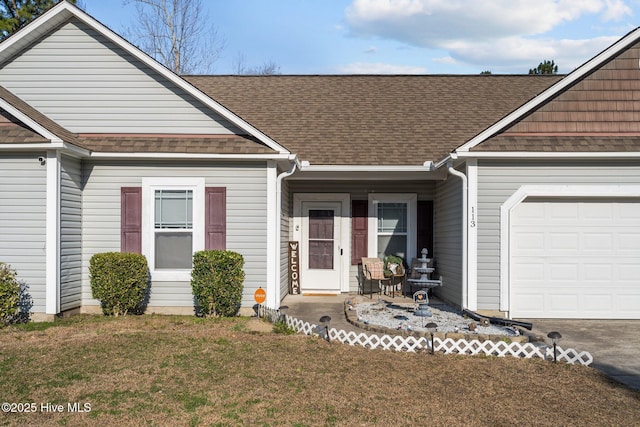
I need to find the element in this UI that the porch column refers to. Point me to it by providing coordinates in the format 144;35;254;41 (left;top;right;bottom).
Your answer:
266;160;278;309
45;150;60;315
467;159;478;311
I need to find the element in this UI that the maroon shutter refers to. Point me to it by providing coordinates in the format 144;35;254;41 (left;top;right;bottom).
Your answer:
417;200;434;256
205;187;226;250
351;200;368;265
121;187;142;253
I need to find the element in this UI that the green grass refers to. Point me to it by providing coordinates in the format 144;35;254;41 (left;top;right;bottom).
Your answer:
0;314;638;426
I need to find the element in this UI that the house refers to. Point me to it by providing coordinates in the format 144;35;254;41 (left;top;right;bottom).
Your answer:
0;1;638;321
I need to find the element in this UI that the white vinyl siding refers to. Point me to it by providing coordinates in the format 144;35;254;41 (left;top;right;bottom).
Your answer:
0;18;241;134
434;175;463;307
81;161;268;309
279;179;291;301
0;154;47;312
477;160;640;312
60;155;82;311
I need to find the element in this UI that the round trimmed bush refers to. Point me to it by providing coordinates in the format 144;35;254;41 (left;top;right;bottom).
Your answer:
0;262;20;326
191;250;245;317
90;252;149;316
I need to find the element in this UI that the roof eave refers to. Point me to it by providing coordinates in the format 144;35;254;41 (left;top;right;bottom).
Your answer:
454;151;640;159
0;97;62;143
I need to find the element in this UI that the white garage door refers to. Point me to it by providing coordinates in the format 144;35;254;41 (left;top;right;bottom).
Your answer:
511;199;640;319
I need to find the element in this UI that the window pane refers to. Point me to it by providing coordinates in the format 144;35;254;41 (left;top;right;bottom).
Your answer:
309;240;334;270
377;235;407;260
377;203;407;233
309;209;333;239
155;232;193;269
155;190;192;229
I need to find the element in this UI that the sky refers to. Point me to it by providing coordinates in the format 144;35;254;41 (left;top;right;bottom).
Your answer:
84;0;640;75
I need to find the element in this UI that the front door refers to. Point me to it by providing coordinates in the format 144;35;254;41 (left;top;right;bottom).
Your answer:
301;201;342;293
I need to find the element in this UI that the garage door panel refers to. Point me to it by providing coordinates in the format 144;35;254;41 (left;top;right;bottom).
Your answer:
619;233;640;251
511;293;544;315
550;233;578;250
618;295;640;312
548;203;578;220
618;203;640;220
618;263;640;281
585;264;612;281
583;233;612;250
549;263;579;281
549;294;579;313
513;232;544;250
581;203;613;220
512;262;544;280
511;200;640;319
583;294;612;312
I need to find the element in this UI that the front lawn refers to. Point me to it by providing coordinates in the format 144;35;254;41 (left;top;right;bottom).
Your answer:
0;315;638;426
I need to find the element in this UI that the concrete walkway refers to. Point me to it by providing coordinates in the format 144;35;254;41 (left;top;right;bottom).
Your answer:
281;294;640;392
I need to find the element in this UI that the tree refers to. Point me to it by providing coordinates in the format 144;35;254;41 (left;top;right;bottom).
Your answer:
480;70;492;75
529;60;558;75
125;0;225;74
0;0;78;41
233;53;281;75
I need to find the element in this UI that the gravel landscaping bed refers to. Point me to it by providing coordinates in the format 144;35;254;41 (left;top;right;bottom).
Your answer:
349;298;524;338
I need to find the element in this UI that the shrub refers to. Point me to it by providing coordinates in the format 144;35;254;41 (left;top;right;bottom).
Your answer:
191;250;245;317
273;320;296;335
89;252;149;316
0;262;20;326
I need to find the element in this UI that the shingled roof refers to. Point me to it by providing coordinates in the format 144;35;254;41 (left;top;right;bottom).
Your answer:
185;75;562;165
0;85;84;147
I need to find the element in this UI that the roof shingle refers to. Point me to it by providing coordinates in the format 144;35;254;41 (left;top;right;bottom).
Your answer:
185;75;561;165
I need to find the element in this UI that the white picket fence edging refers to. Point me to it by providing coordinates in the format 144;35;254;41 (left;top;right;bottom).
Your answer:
258;305;593;366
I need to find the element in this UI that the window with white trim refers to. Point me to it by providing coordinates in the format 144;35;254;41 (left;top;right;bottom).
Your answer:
142;178;204;281
377;202;407;259
368;194;417;262
154;189;193;269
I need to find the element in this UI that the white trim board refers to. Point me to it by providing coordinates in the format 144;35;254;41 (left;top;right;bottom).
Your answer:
499;184;640;315
466;160;478;311
45;150;60;314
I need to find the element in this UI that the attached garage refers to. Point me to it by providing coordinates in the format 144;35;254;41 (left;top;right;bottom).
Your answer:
509;198;640;319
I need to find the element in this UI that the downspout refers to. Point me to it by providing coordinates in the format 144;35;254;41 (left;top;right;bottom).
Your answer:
447;159;468;309
273;158;299;308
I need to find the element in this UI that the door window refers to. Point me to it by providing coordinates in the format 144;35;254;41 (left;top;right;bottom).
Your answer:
308;209;334;269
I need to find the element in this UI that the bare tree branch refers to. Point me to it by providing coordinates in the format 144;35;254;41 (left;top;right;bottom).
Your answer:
125;0;225;74
233;52;281;75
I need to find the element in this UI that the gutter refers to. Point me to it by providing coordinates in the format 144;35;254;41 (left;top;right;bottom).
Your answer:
447;160;468;310
273;157;300;307
299;161;434;172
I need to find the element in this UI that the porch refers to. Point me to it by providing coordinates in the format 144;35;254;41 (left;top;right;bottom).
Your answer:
283;176;464;307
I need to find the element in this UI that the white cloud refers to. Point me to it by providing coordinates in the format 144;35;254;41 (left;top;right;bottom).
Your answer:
337;62;427;74
343;0;633;72
445;36;619;71
602;0;633;21
364;46;378;54
432;56;457;64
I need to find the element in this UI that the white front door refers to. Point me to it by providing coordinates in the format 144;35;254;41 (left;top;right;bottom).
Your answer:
301;201;342;293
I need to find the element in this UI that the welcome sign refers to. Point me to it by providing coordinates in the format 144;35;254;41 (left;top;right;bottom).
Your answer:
289;241;301;294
